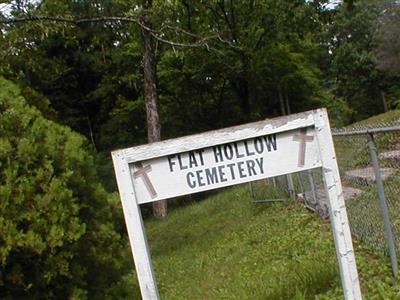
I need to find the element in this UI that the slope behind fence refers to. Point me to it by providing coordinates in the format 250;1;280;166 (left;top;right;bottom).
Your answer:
332;122;400;277
250;120;400;277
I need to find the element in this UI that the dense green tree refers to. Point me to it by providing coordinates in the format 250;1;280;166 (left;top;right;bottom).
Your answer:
326;0;387;120
3;1;396;297
1;0;347;141
2;0;387;180
155;0;343;134
374;1;400;108
376;2;400;76
1;0;142;150
0;0;354;140
0;76;132;299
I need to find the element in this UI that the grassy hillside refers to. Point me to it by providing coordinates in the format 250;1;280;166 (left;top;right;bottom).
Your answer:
333;109;400;171
128;185;400;299
333;109;400;252
125;111;400;299
348;109;400;126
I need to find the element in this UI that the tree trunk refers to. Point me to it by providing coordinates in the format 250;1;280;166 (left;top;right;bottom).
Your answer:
231;77;250;121
381;90;388;112
278;84;286;115
141;0;167;219
284;89;291;115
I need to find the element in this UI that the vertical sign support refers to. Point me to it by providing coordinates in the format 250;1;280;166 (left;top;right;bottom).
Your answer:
112;151;160;300
112;109;362;300
313;110;362;300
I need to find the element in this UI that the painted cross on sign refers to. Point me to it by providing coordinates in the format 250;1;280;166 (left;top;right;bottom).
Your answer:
132;162;157;198
127;128;320;204
293;127;314;167
112;109;362;300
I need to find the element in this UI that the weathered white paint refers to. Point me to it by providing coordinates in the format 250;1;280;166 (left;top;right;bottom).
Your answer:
111;151;159;300
313;110;362;300
130;128;321;204
112;108;361;300
121;110;316;163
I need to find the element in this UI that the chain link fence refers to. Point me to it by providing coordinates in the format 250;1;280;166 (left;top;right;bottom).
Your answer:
250;121;400;275
249;175;292;203
332;123;400;275
296;168;329;219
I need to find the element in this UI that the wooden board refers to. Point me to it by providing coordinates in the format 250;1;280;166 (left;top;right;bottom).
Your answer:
111;108;362;300
129;127;321;204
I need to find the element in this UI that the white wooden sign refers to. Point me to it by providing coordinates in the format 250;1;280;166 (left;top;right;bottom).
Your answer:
112;109;362;300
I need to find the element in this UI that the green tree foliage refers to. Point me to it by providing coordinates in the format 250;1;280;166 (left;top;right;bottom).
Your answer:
326;0;386;121
2;0;396;172
1;0;145;152
1;0;350;147
155;0;343;135
376;2;400;75
0;76;132;299
375;1;400;108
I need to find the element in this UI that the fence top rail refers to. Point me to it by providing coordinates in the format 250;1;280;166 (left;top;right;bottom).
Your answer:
332;125;400;136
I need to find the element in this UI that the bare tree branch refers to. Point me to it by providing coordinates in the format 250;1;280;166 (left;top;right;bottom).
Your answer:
0;15;232;54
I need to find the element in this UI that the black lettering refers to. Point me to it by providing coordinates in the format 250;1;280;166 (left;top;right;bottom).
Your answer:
218;165;227;182
205;167;219;185
178;154;188;170
224;144;234;160
196;149;205;166
186;172;196;188
263;134;277;151
244;141;255;156
246;160;257;176
188;151;198;168
254;137;264;154
255;157;264;174
168;155;176;172
196;170;205;187
213;146;224;162
226;163;236;180
233;142;245;158
237;161;246;178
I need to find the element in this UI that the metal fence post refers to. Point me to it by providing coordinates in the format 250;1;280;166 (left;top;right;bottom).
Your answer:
308;170;318;206
286;174;296;200
248;182;256;202
297;172;305;197
367;132;398;277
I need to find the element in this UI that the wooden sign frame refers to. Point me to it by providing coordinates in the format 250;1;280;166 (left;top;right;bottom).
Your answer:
112;109;362;300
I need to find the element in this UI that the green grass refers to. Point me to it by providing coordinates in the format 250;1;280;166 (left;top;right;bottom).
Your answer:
350;109;400;126
146;186;338;299
344;171;400;253
333;109;400;253
334;109;400;171
124;110;400;299
122;185;400;299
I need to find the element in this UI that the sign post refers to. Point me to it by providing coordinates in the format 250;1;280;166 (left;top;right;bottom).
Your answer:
112;108;362;300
